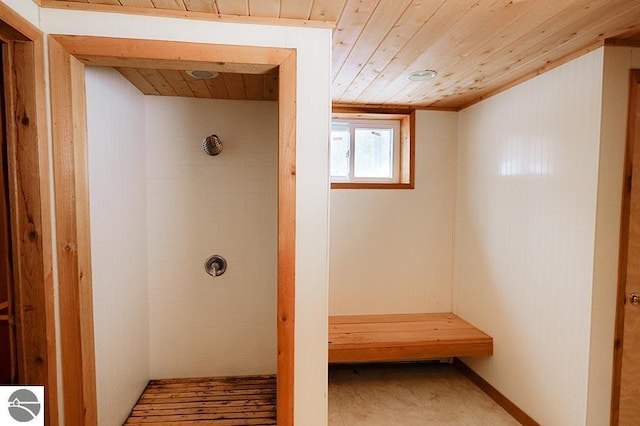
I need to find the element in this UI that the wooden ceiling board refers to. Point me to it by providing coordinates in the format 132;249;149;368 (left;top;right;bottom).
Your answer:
216;0;249;15
116;67;161;95
279;0;313;19
87;0;120;5
331;0;379;77
264;74;279;101
159;69;194;96
365;0;555;105
342;0;514;105
137;68;178;96
204;75;231;99
44;0;344;22
182;0;217;13
181;71;213;98
427;0;640;108
310;0;347;21
335;0;449;102
243;73;265;100
336;0;470;104
333;0;640;108
118;0;154;7
41;0;640;108
331;0;413;98
79;54;278;74
150;0;185;10
116;67;279;101
222;73;247;99
249;0;281;17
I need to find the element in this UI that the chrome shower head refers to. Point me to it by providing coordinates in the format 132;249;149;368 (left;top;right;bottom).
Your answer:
203;134;223;156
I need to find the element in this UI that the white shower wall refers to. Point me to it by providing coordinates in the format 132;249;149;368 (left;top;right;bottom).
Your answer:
86;67;150;426
145;97;278;378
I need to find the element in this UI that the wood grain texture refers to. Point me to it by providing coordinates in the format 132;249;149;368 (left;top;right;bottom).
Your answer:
332;0;640;109
0;45;15;387
216;0;248;15
329;313;493;363
151;0;186;10
48;35;97;426
41;0;336;27
615;69;640;426
50;35;286;72
116;69;282;101
0;6;58;423
0;3;40;40
125;375;276;425
26;33;59;426
611;69;640;426
277;50;296;426
39;0;640;108
183;0;217;13
249;0;280;17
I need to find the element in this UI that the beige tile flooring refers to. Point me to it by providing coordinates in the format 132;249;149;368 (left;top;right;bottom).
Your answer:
329;362;520;426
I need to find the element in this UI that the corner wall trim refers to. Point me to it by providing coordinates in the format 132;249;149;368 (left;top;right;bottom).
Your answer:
453;358;540;426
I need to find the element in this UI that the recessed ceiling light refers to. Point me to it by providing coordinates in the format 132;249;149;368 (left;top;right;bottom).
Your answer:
407;70;438;81
186;70;219;79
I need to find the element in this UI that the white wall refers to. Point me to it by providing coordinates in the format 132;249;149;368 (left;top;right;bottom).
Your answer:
329;111;457;315
40;10;331;426
454;50;605;425
85;67;149;426
146;97;277;378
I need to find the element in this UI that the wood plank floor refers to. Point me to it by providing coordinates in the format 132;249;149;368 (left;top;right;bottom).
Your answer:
329;313;493;363
125;375;276;425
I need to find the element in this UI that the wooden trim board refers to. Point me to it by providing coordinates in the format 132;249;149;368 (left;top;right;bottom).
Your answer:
277;49;296;426
48;35;296;426
0;4;57;425
329;313;493;363
454;358;540;426
610;69;640;425
48;36;96;426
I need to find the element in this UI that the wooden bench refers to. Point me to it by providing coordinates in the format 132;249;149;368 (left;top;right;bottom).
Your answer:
329;313;493;363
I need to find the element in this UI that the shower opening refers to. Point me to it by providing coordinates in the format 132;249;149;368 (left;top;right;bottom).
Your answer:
49;36;296;426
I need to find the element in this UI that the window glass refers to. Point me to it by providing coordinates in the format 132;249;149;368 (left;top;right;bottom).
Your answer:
330;126;350;179
353;128;393;178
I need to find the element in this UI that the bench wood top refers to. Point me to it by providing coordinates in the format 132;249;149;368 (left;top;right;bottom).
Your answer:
329;313;493;363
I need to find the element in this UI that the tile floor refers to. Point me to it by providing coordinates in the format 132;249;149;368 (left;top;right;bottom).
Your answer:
328;362;520;426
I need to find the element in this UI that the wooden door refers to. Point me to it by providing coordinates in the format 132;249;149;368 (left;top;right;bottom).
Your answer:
0;42;16;385
614;69;640;425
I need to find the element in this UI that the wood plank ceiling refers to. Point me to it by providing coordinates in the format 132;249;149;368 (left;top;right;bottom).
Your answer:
43;0;640;109
116;68;279;101
41;0;346;21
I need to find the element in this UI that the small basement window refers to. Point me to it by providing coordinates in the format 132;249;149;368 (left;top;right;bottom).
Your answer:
330;111;414;189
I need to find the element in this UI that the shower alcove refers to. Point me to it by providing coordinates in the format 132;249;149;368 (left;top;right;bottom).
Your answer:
49;36;296;426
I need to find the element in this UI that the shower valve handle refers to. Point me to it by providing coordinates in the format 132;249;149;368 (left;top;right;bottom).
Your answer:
205;255;227;278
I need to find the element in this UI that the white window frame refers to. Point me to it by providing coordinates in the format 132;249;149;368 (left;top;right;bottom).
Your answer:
331;118;401;184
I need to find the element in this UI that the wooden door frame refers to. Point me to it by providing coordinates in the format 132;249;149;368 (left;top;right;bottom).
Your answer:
0;4;57;426
48;35;296;426
611;69;640;425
